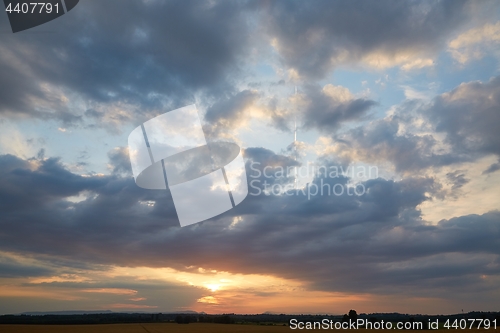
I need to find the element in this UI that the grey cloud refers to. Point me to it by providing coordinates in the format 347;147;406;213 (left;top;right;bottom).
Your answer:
0;0;480;131
244;147;298;171
107;147;132;176
322;72;500;174
1;151;498;305
426;76;500;157
205;90;259;124
0;0;487;136
0;257;53;278
483;159;500;175
446;170;469;194
0;154;181;265
258;0;472;79
0;0;254;127
300;84;376;132
243;147;299;189
204;89;260;137
1;0;499;313
266;96;291;132
0;154;112;210
329;114;466;174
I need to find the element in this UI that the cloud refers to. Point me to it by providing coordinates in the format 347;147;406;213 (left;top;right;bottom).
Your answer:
0;153;182;266
425;75;500;157
205;90;260;126
1;0;498;315
1;2;499;312
319;114;464;174
0;0;254;128
0;154;112;210
0;257;53;278
449;21;500;64
0;149;499;311
0;271;206;314
107;147;132;176
243;147;299;189
300;84;376;132
483;159;500;175
259;0;472;78
446;170;470;191
0;0;491;136
400;58;434;71
203;90;261;137
81;288;138;295
107;303;157;309
317;75;500;175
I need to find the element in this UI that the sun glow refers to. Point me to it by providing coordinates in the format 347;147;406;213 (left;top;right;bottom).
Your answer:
205;284;221;292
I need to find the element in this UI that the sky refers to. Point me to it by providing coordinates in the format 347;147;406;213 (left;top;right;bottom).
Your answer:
0;0;500;315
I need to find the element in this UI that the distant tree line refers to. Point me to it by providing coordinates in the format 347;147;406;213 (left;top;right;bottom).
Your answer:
0;310;498;327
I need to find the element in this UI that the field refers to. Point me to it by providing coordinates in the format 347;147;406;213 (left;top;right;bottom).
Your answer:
0;323;290;333
1;323;500;333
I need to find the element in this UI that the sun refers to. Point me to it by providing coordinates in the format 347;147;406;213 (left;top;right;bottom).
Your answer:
205;284;221;292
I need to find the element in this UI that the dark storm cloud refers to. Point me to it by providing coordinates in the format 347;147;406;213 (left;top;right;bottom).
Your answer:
0;0;253;125
0;150;499;302
258;0;472;79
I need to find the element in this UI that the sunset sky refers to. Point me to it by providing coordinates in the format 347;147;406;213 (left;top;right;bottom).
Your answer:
1;0;500;315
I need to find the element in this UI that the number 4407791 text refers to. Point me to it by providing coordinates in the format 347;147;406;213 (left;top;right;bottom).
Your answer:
5;2;59;14
444;319;496;330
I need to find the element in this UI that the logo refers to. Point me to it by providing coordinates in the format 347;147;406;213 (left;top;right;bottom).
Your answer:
4;0;79;33
128;105;248;227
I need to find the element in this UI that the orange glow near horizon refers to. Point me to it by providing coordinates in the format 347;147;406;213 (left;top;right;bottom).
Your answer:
0;257;469;315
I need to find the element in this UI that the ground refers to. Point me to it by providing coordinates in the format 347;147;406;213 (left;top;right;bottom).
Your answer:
1;323;500;332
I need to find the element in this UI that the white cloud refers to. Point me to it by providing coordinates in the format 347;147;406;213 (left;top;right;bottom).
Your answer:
448;21;500;64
